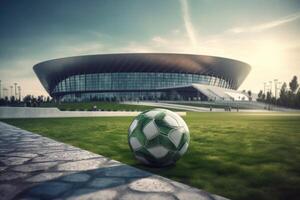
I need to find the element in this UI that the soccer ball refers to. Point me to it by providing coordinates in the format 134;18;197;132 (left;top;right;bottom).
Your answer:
128;108;190;167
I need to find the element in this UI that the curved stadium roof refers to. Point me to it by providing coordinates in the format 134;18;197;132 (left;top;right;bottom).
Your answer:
33;53;251;93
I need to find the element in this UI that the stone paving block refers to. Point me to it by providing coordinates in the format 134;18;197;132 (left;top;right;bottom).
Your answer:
27;181;72;198
62;173;91;182
13;161;58;172
89;177;126;189
129;177;174;192
0;184;20;200
120;192;176;200
0;171;28;181
5;152;38;158
66;188;117;200
169;180;190;190
0;166;7;171
103;165;150;178
57;159;107;171
1;157;31;165
32;150;100;162
175;191;213;200
26;172;65;182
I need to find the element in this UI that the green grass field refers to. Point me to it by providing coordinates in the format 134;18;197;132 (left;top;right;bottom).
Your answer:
40;101;180;111
2;112;300;200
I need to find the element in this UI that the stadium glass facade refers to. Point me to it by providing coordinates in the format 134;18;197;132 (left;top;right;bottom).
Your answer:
52;72;231;101
33;53;251;102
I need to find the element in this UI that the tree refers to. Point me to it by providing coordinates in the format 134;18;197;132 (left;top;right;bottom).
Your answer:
279;82;288;106
0;97;9;106
46;96;51;103
37;95;44;106
247;90;252;101
262;93;266;101
289;76;299;93
258;90;263;100
23;95;32;107
266;91;272;103
296;90;300;108
10;96;16;103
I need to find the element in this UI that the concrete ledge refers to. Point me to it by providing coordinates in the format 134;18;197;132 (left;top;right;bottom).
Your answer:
0;107;186;119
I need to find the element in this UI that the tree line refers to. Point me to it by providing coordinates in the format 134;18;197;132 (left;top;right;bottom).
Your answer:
0;95;52;107
257;76;300;109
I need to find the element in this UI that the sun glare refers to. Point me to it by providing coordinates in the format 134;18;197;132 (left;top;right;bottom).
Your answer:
250;39;286;71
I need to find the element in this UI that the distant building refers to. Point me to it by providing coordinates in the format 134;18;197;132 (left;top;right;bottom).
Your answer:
33;53;251;102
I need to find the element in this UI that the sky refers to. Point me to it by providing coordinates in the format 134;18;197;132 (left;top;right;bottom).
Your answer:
0;0;300;97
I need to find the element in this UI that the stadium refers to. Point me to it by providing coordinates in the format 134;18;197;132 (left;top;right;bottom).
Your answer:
33;53;251;102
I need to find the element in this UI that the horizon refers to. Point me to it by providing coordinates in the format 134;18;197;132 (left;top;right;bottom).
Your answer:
0;0;300;97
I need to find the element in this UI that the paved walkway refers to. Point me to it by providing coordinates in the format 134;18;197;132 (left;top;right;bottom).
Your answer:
123;101;267;112
0;122;228;200
125;101;300;113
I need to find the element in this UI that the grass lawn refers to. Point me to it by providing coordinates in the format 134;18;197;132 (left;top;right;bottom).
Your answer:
2;112;300;200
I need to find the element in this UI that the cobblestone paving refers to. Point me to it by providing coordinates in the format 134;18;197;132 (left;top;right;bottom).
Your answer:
0;122;229;200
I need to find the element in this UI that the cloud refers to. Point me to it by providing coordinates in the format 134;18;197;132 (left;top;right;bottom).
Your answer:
171;29;181;35
117;41;155;53
59;43;104;55
151;36;169;46
228;12;300;34
179;0;198;48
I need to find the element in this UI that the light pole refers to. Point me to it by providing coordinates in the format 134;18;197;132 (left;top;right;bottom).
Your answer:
275;81;282;99
269;81;272;96
3;88;8;98
274;79;278;99
10;85;13;98
18;86;21;101
14;83;17;98
0;80;1;99
263;82;266;94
